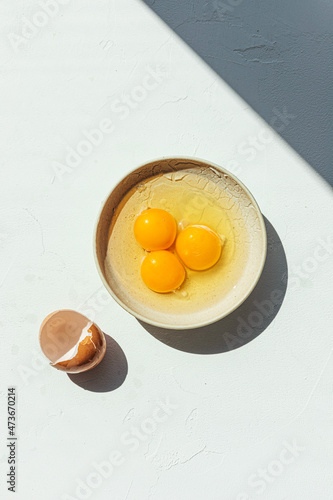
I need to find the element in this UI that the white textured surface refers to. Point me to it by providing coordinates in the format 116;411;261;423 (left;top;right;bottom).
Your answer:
0;1;332;499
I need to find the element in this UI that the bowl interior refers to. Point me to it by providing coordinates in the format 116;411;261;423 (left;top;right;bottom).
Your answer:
95;158;266;329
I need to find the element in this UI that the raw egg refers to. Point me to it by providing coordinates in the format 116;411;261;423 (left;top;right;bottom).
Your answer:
134;208;177;251
141;250;185;293
105;167;244;319
176;224;222;271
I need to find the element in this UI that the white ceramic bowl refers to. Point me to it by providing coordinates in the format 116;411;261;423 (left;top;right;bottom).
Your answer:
94;157;267;329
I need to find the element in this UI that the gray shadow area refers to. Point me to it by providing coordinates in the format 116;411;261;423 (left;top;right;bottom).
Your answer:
139;216;287;354
142;0;333;187
68;334;128;392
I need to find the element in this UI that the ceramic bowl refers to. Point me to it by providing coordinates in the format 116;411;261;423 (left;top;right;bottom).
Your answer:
94;157;267;330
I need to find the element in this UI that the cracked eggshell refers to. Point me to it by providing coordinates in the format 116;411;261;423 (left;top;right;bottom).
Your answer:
39;310;106;374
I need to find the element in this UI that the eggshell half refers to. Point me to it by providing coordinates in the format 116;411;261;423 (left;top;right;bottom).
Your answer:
39;310;106;374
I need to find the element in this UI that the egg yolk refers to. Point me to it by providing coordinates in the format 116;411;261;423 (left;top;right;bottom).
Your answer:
134;208;177;251
141;251;185;293
176;225;222;271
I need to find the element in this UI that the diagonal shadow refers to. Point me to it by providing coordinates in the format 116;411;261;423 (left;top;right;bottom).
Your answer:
139;216;287;354
141;0;333;187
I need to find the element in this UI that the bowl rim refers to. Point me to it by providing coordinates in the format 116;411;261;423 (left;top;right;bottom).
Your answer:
93;156;267;330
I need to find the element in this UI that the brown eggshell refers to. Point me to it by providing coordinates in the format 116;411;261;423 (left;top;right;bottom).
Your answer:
39;310;106;374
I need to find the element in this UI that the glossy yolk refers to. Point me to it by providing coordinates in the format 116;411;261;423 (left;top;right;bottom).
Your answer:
176;225;222;271
134;208;177;251
141;251;185;293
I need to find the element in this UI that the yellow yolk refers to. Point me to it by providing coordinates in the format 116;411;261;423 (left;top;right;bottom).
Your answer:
176;225;222;271
134;208;177;251
141;251;185;293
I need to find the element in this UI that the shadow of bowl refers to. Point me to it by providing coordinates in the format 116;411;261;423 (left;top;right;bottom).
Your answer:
68;334;128;392
139;216;287;354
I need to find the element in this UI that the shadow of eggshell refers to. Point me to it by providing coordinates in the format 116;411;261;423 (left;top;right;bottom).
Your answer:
68;334;128;393
39;310;106;374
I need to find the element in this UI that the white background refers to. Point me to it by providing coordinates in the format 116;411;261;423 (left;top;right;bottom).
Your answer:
0;1;332;499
